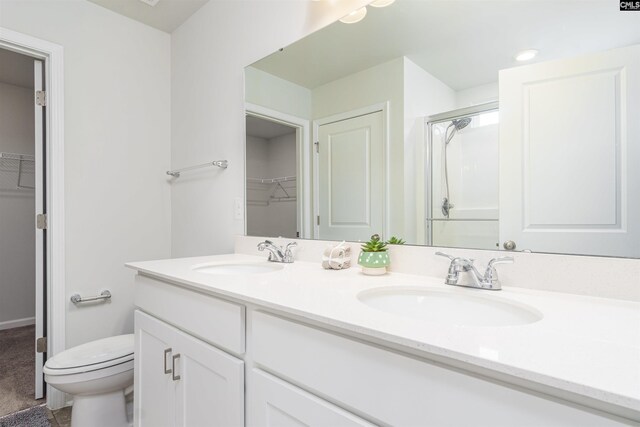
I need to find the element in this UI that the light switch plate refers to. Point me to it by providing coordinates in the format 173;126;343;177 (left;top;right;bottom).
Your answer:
234;197;243;220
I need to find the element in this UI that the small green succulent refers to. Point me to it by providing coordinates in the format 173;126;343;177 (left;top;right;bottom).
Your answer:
361;234;388;252
387;236;405;245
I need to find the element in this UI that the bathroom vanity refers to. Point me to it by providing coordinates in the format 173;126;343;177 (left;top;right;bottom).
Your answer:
128;249;640;426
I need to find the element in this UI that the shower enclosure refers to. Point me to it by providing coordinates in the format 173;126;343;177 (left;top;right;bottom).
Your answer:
425;102;499;250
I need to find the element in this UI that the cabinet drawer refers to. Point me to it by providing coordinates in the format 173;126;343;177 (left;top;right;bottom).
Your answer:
248;369;374;427
252;311;625;426
135;274;245;354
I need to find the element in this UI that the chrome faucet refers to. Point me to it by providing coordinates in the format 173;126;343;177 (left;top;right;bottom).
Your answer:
435;252;513;290
257;240;297;263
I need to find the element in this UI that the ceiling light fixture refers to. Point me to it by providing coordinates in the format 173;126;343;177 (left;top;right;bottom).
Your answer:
138;0;160;6
340;7;368;24
369;0;396;7
515;49;538;62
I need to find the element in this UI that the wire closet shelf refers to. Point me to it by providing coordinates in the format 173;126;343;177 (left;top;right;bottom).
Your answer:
0;152;35;190
247;175;297;206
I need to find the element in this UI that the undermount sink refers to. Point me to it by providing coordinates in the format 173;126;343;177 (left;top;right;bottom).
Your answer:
358;286;542;327
192;262;284;275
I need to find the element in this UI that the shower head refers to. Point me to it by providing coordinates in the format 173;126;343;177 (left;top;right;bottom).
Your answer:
444;117;472;145
452;117;472;130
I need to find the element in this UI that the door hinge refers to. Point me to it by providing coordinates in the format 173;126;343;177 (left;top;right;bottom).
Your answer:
36;90;47;107
36;214;48;230
314;141;319;153
317;215;320;226
36;337;47;353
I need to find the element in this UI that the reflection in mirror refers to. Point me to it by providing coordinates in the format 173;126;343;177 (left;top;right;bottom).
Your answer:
245;115;298;239
244;0;640;258
427;103;500;250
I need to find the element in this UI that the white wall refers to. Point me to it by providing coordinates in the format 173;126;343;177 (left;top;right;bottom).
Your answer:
245;67;312;119
456;82;498;108
0;81;35;328
0;0;171;347
171;0;371;257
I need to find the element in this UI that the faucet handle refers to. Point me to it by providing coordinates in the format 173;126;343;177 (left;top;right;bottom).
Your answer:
487;256;514;268
436;251;474;266
435;251;456;261
285;241;297;256
283;241;297;262
484;256;514;285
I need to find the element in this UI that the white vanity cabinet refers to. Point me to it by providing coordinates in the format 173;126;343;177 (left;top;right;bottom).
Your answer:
131;271;636;427
135;311;244;427
250;311;629;427
134;274;246;427
248;369;374;427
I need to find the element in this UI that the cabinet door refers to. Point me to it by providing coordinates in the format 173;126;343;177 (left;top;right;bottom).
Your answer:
174;328;244;427
248;369;375;427
135;310;178;427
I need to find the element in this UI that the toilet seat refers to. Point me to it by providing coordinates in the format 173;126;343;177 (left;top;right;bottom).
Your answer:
44;334;134;376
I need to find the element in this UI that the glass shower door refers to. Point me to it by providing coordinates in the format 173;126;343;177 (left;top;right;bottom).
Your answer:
426;105;500;250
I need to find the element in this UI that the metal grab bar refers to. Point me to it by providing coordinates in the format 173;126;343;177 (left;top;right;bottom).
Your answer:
166;160;228;178
70;290;111;304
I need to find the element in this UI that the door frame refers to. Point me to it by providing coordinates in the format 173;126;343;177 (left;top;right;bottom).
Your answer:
244;103;311;238
312;102;390;240
0;27;66;410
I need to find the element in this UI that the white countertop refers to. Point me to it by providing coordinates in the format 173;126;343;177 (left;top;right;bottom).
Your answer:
127;253;640;418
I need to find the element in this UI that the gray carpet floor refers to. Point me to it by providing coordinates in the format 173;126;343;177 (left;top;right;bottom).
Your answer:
0;325;44;417
0;405;50;427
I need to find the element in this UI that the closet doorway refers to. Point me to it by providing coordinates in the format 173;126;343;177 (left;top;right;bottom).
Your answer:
245;104;311;239
0;46;47;416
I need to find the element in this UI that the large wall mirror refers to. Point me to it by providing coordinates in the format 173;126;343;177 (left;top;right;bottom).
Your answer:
244;0;640;258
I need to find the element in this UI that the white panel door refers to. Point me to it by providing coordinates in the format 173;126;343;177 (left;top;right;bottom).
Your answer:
174;326;244;427
499;45;640;257
135;311;177;427
33;59;45;400
317;111;384;241
248;369;374;427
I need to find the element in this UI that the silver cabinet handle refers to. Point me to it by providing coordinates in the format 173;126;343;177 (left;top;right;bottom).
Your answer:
172;354;181;381
163;348;172;374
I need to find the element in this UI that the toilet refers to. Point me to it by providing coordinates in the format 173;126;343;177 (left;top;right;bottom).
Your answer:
44;334;134;427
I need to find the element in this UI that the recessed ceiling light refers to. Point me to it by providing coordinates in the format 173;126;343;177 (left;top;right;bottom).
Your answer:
139;0;160;7
515;49;538;62
340;7;368;24
370;0;396;7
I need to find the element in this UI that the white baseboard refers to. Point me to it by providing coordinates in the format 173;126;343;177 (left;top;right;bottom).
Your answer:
0;317;35;331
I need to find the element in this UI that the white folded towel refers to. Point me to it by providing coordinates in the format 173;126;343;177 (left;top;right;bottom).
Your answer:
322;241;351;270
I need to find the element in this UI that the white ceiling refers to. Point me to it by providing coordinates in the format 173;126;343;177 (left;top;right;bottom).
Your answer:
252;0;640;91
246;116;296;140
0;48;34;89
86;0;209;33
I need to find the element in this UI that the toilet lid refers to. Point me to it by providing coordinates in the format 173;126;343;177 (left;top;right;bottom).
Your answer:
45;334;134;370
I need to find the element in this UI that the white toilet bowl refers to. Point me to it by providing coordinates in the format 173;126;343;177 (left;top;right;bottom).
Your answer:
44;334;134;427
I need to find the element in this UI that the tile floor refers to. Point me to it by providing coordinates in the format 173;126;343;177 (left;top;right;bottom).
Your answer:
45;406;72;427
